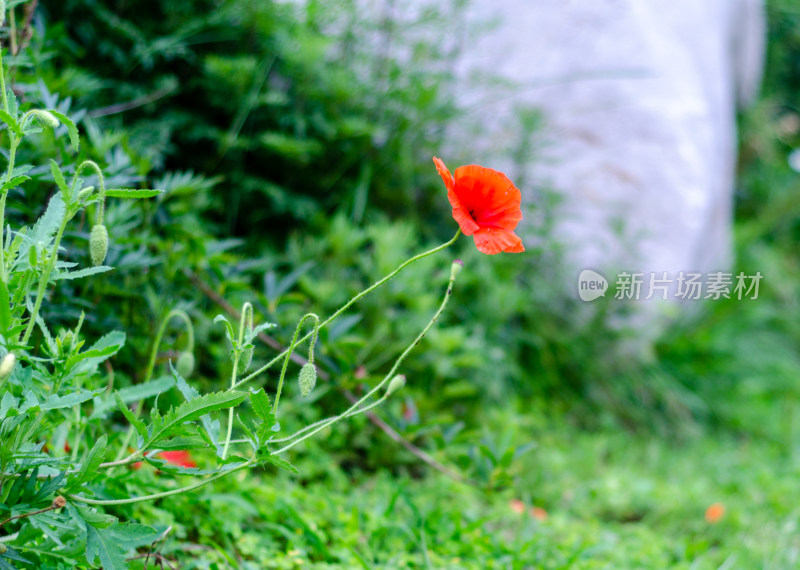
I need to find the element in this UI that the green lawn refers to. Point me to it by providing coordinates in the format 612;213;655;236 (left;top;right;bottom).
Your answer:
133;412;798;569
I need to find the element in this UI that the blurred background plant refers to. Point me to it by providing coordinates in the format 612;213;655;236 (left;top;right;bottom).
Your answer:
3;0;800;566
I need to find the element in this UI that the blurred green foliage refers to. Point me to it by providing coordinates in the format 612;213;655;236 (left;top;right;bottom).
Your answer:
7;0;800;564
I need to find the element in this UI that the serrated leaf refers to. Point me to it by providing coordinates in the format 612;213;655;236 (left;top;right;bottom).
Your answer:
77;504;117;529
115;393;147;444
91;375;174;420
145;390;247;448
29;192;65;247
104;188;163;199
0;546;32;566
67;435;107;492
171;362;221;454
0;174;29;194
86;525;126;570
40;389;99;410
263;454;298;473
0;108;21;136
249;389;272;421
49;159;68;193
54;265;113;281
48;110;79;151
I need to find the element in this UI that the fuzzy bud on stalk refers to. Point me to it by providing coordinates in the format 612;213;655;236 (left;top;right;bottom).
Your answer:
0;352;16;381
176;351;195;378
386;374;406;396
450;259;464;280
298;363;317;397
77;186;95;203
89;224;109;266
31;110;60;129
52;496;66;509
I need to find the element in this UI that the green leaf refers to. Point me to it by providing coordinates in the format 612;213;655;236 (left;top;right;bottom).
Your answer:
91;375;174;420
0;108;21;136
115;392;147;444
86;525;127;570
0;174;29;194
29;192;65;247
263;454;298;473
48;110;79;151
40;389;101;410
49;159;68;194
146;390;248;448
171;363;221;454
249;389;272;422
104;188;163;199
213;314;236;347
67;435;108;492
54;265;113;281
76;504;117;529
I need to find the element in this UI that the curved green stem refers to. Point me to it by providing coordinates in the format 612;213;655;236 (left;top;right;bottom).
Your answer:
273;313;319;415
231;230;461;391
21;215;68;345
69;459;254;506
220;351;241;460
272;263;459;456
269;393;390;445
0;137;18;284
143;308;194;383
113;309;194;465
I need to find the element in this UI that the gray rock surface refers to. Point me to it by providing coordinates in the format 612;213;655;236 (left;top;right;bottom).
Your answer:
449;0;765;305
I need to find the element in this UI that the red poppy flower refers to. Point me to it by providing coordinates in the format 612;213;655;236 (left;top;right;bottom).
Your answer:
434;157;524;255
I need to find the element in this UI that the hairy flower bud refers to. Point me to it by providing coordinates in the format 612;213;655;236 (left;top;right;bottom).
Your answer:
77;186;95;203
450;259;464;280
176;351;195;378
0;543;6;554
89;224;109;266
298;363;317;397
31;110;60;129
386;374;406;396
52;496;66;509
0;352;16;381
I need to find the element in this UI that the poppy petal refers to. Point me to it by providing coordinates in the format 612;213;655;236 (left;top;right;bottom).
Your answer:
472;228;525;255
435;157;480;235
432;157;454;193
453;165;523;231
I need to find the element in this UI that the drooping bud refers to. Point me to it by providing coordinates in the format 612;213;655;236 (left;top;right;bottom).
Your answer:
298;363;317;397
0;352;16;381
30;110;60;129
176;351;195;378
52;496;66;509
0;543;5;554
89;224;109;266
386;374;406;396
450;259;464;280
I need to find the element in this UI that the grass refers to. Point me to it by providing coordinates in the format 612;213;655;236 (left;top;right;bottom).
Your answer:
132;407;799;569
